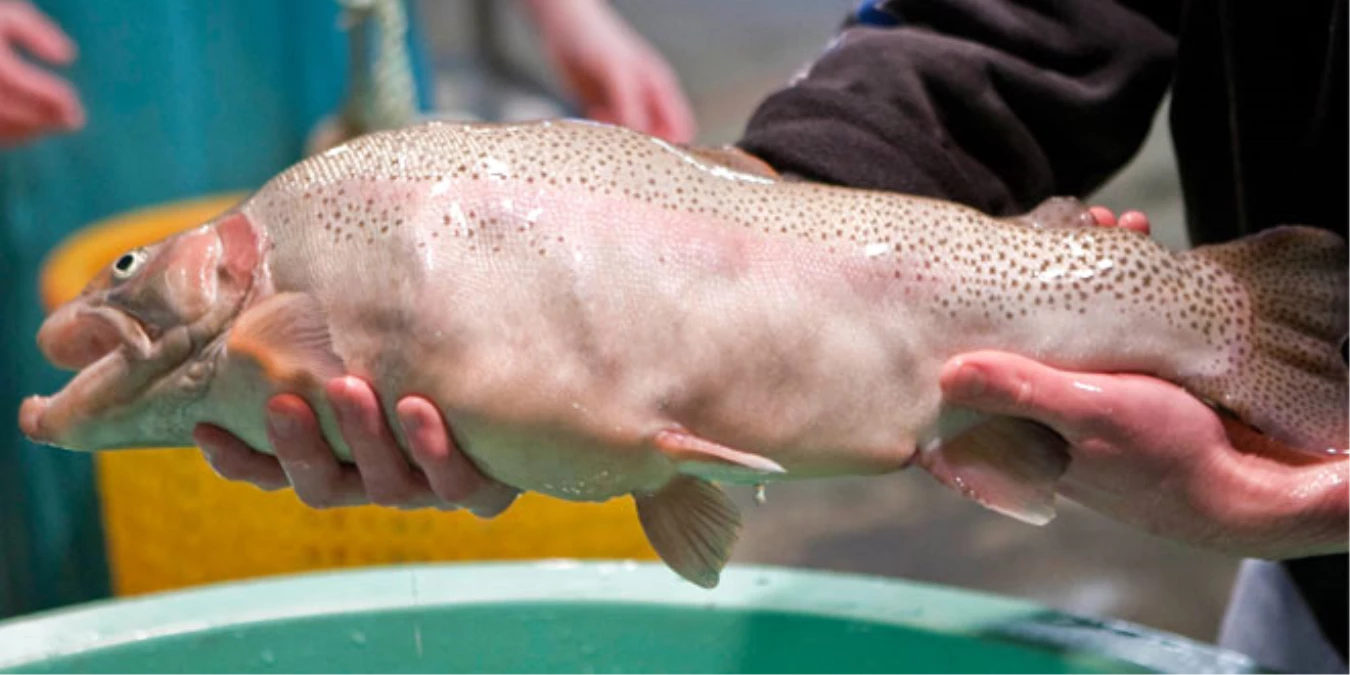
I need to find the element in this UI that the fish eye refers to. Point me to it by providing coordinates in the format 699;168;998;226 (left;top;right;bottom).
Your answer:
111;249;148;280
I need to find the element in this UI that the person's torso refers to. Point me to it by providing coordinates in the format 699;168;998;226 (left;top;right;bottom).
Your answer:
1170;0;1348;664
1169;0;1348;245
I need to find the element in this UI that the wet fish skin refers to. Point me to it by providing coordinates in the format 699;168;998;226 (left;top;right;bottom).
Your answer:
20;120;1349;587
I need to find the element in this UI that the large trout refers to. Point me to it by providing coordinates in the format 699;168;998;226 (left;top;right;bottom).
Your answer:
20;120;1348;587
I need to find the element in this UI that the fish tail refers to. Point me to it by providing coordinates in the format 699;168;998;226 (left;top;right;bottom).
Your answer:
1181;226;1348;453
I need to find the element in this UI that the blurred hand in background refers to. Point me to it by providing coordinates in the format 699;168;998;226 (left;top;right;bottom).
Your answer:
521;0;696;143
0;1;83;146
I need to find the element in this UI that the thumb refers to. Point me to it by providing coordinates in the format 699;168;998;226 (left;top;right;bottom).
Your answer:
940;351;1113;436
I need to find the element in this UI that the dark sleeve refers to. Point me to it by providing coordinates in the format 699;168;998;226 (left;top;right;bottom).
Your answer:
736;0;1179;216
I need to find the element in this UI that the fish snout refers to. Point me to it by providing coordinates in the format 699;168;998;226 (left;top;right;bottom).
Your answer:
37;304;150;371
19;393;94;451
18;396;54;445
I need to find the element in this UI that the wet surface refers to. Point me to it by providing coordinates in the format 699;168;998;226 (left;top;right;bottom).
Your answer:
416;0;1235;644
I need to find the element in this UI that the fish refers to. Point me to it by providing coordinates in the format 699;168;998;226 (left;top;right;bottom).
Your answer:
19;119;1349;588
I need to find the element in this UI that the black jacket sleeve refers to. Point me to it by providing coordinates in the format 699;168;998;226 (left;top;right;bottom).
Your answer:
736;0;1179;216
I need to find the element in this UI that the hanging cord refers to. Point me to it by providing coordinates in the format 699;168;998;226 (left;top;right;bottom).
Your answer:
308;0;419;154
361;0;417;131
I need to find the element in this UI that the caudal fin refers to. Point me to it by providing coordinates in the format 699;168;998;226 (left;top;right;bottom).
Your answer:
1184;226;1348;454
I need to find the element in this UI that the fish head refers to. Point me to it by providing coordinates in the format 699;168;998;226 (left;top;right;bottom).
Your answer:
20;211;263;451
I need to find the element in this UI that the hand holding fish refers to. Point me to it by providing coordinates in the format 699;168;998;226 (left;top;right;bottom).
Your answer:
955;187;1344;557
942;345;1348;561
943;206;1346;560
194;378;518;516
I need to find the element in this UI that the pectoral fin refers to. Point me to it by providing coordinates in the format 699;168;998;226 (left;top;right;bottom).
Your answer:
920;416;1070;525
226;292;345;388
653;429;786;482
634;475;741;588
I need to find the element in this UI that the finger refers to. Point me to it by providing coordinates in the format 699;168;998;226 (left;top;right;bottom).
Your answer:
939;351;1118;437
397;397;520;518
193;424;289;490
644;68;696;143
646;87;696;144
1087;206;1117;228
605;72;651;135
0;54;84;128
267;393;367;508
1117;210;1152;235
1;3;76;64
585;102;618;126
328;376;435;508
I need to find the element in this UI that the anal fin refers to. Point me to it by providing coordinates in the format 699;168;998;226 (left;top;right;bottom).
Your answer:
920;416;1070;525
634;475;741;588
226;292;346;388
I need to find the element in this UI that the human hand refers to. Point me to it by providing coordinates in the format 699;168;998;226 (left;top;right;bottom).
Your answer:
0;1;83;145
940;352;1348;560
940;205;1347;559
193;376;519;517
521;0;696;143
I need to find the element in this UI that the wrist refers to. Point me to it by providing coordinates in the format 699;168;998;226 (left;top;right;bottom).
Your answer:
1216;451;1348;560
1270;460;1349;558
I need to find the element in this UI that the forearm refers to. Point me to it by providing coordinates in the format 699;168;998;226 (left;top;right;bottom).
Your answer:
738;0;1179;215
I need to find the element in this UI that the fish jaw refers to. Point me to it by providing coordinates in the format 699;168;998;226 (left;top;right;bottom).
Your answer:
20;326;209;451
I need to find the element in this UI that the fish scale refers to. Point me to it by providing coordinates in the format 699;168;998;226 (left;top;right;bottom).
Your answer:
262;121;1242;396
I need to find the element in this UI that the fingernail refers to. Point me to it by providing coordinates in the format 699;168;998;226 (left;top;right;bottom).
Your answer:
952;365;987;400
329;379;359;419
331;378;363;412
267;409;297;440
399;406;426;434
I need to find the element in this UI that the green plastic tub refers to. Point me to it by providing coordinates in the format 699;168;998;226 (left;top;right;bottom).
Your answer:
0;562;1261;674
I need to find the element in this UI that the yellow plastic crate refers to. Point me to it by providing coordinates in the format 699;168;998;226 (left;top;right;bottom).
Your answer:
40;194;655;597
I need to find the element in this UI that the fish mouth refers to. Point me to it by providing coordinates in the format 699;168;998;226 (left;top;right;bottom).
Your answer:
37;304;154;371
